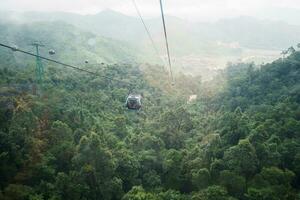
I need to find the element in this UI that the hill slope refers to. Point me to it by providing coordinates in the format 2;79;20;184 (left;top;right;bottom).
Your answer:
0;20;300;199
0;21;139;66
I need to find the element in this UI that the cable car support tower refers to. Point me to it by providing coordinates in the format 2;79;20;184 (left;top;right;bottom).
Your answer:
30;42;45;84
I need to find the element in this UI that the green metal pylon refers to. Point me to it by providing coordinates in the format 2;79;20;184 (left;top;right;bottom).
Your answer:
31;42;45;84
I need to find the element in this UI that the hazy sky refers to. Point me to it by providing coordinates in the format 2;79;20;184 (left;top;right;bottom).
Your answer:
1;0;300;23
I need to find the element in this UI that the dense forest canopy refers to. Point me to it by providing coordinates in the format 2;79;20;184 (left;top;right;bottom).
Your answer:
0;9;300;200
1;38;300;199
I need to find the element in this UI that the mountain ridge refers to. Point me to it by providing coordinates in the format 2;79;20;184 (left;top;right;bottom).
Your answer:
1;9;299;77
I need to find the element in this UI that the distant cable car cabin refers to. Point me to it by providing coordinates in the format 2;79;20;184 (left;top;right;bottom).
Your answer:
126;94;142;110
11;45;18;52
49;50;55;55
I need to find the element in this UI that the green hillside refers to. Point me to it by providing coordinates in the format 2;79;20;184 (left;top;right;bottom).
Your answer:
0;21;140;66
0;17;300;199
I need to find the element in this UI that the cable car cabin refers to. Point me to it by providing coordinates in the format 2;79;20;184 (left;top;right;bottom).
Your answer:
11;45;18;52
49;50;55;55
126;94;142;110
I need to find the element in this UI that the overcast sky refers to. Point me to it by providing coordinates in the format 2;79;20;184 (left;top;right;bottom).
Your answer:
1;0;300;23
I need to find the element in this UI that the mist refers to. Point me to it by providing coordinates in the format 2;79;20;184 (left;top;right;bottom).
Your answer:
1;0;300;24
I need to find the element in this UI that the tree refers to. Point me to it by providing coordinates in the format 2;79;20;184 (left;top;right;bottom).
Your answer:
281;46;296;58
162;149;183;190
191;168;210;190
287;46;296;54
158;190;186;200
142;170;161;189
246;187;279;200
281;50;288;58
2;184;33;200
249;167;295;200
52;172;87;200
48;120;72;145
217;112;249;146
292;153;300;180
219;170;246;199
260;167;294;186
192;186;236;200
223;139;258;178
72;133;119;200
115;149;140;191
122;186;159;200
210;160;225;180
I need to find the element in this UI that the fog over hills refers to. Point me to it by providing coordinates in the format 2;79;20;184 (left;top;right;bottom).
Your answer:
0;21;139;67
1;9;299;78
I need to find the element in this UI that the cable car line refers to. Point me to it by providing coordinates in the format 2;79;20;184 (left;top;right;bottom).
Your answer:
0;43;135;87
159;0;174;84
132;0;160;59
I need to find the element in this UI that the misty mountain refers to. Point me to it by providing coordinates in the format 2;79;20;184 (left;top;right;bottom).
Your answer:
195;16;300;50
1;10;146;43
1;9;299;78
3;10;299;52
0;20;140;67
255;7;300;26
